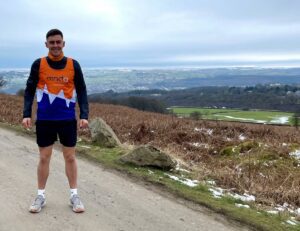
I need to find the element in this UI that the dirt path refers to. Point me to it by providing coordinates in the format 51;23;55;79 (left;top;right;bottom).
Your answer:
0;127;249;231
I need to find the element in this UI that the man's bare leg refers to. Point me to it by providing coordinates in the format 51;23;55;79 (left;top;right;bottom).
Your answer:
63;146;85;212
62;146;77;189
38;145;53;189
29;145;52;213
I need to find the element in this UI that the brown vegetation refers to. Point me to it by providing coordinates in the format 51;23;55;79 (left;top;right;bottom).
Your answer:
1;93;300;208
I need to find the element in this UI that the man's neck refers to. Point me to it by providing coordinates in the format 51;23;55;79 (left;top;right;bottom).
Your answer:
48;52;64;61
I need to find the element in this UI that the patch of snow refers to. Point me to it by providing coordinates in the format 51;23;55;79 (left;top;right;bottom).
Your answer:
282;143;287;146
235;203;250;209
194;127;213;135
175;163;190;173
267;210;279;215
164;174;199;187
259;172;266;178
296;208;300;215
209;188;224;198
231;193;255;202
207;129;213;135
190;142;209;148
270;116;290;124
178;168;190;173
286;220;297;226
79;145;91;149
289;149;300;160
239;134;246;141
206;180;216;185
217;115;267;123
275;206;285;212
148;170;154;174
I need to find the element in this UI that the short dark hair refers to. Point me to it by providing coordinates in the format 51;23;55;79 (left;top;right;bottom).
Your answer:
46;29;63;39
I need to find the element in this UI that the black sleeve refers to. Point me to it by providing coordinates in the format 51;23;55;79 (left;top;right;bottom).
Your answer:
23;59;40;118
73;60;89;119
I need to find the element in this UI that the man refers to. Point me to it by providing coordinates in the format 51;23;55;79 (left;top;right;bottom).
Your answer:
22;29;89;213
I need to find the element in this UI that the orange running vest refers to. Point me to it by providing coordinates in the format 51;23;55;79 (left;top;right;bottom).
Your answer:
36;57;76;120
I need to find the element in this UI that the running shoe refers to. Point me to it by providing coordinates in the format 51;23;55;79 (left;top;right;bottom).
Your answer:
29;195;46;213
70;195;85;213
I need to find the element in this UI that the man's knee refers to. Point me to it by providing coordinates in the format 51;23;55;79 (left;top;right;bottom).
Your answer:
39;146;52;164
64;154;76;163
63;147;76;163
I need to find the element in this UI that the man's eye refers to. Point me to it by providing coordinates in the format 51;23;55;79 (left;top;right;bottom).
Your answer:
49;41;62;45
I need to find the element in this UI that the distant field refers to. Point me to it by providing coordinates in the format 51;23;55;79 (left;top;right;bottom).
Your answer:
171;107;294;125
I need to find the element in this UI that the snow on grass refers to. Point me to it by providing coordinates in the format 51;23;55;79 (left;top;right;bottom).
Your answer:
289;149;300;160
78;145;91;149
175;162;190;173
235;203;250;209
148;170;154;174
208;187;224;198
190;142;210;148
239;134;246;141
270;116;290;124
194;127;213;135
164;174;199;187
267;210;279;215
206;180;216;185
217;115;267;124
266;203;299;216
286;220;298;226
229;193;256;202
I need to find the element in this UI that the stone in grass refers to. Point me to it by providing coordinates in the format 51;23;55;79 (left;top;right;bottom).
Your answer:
120;145;176;170
89;117;121;148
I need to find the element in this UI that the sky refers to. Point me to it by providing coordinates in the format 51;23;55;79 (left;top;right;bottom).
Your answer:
1;0;300;68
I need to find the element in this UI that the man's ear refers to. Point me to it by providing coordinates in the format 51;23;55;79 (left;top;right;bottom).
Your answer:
63;41;65;47
45;42;48;48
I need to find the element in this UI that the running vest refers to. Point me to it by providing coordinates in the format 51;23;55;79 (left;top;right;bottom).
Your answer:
36;57;76;120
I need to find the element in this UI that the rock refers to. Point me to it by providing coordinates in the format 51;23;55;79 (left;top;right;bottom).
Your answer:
120;145;176;170
89;117;121;148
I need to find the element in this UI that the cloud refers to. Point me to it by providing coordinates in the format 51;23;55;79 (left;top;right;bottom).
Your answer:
1;0;300;67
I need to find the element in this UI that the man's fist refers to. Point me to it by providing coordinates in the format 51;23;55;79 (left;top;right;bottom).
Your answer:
79;119;89;129
22;118;32;129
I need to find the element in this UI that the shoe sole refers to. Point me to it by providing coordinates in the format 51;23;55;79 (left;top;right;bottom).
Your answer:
29;201;46;213
73;207;85;213
69;203;85;213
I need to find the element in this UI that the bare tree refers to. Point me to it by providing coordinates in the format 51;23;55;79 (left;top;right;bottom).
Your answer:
0;76;5;88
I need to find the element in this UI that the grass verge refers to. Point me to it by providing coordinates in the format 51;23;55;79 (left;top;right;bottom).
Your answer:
76;141;299;231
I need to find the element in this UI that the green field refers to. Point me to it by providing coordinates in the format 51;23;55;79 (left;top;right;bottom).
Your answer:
170;107;294;125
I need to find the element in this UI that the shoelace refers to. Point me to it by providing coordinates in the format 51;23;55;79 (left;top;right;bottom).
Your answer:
33;196;44;206
72;195;81;206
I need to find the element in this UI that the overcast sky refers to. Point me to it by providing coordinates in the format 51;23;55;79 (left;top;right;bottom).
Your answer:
1;0;300;68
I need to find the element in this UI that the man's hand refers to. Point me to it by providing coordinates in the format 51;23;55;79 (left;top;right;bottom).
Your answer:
79;119;89;129
22;118;32;129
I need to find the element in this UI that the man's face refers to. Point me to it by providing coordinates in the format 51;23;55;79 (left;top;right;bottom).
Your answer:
45;34;65;57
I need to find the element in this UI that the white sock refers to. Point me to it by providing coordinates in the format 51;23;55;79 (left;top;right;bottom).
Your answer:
38;189;45;198
70;188;78;198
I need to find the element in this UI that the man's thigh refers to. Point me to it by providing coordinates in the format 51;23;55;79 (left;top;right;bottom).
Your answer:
36;120;57;147
58;120;77;147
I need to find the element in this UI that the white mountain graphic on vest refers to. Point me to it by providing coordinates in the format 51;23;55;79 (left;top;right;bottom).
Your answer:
37;84;76;107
